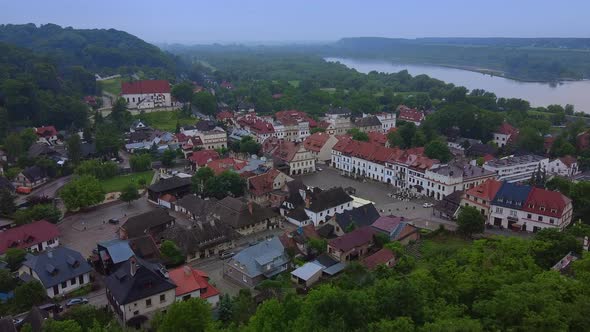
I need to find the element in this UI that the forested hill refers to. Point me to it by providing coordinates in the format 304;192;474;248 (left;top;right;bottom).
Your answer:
326;37;590;82
0;23;178;75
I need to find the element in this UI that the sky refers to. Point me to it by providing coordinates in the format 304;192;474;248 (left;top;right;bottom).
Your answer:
1;0;589;44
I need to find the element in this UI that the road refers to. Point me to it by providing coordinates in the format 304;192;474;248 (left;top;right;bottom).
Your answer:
16;175;72;205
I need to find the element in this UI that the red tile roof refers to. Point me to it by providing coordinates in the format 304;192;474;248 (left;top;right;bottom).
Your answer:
216;111;234;121
159;194;177;203
238;114;274;135
371;215;405;233
0;220;60;254
303;132;331;153
188;150;220;167
248;169;283;197
275;110;315;127
206;158;247;175
367;131;388;146
169;266;220;299
465;179;502;202
397;105;425;123
35;126;57;137
328;226;376;252
333;138;434;168
362;248;396;270
121;80;170;95
523;187;572;218
220;81;234;89
496;122;518;136
559;155;577;167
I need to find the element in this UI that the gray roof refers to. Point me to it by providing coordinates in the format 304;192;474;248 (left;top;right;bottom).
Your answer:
122;209;175;238
21;166;47;182
176;195;217;219
162;220;239;254
229;237;289;278
148;176;192;193
216;197;279;229
307;187;353;213
98;239;134;264
105;256;176;305
21;246;92;288
333;203;380;230
354;116;381;128
291;262;323;281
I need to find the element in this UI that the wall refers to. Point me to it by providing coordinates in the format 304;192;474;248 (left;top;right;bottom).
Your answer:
122;288;176;322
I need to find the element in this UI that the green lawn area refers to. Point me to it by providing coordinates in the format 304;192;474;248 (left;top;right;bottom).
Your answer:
101;171;154;193
527;110;553;119
288;80;300;88
136;110;196;131
412;232;471;269
98;77;125;95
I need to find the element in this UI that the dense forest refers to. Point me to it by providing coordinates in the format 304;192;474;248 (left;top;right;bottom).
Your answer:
0;23;180;77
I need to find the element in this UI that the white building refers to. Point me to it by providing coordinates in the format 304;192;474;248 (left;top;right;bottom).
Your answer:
547;156;580;177
284;187;354;227
197;128;228;150
483;155;549;183
424;163;496;200
121;80;172;109
493;123;519;148
375;112;396;133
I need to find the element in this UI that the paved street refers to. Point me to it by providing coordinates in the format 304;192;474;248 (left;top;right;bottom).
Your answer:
58;196;155;257
16;175;72;205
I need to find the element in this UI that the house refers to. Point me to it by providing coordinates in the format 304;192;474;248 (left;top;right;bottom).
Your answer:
0;177;15;193
279;224;320;256
206;158;248;175
118;209;175;240
433;191;464;220
268;140;315;176
397;105;425;126
576;130;590;151
162;219;238;261
466;143;497;157
15;166;49;189
223;237;289;287
96;239;135;274
128;235;161;262
247;169;293;206
493;122;519;148
375;112;396;133
105;257;176;328
367;131;388;146
197;128;228;150
303;132;339;163
35;126;59;145
174;195;218;221
362;248;396;270
460;179;503;219
121;80;171;109
0;220;59;255
547;156;580;177
447;137;482;152
323;107;353;135
371;216;421;244
328;203;380;236
215;197;281;235
168;266;220;306
520;187;573;232
354;115;382;133
129;120;148;132
424;162;496;200
290;262;324;287
147;176;192;203
489;182;532;229
284;187;354;227
327;226;376;263
188;150;220;170
274;110;313;142
18;246;92;298
483;155;548;183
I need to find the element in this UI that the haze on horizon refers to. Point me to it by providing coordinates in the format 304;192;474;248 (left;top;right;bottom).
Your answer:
1;0;589;44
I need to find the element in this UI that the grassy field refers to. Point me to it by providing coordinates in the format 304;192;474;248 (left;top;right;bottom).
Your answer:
101;171;154;193
288;80;300;88
136;110;196;131
98;77;125;95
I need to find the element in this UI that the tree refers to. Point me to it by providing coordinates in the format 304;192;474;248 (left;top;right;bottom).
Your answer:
157;298;212;332
13;203;61;225
60;175;105;210
347;128;369;142
171;82;194;110
192;91;217;115
129;153;152;172
66;134;82;166
120;183;140;204
61;305;114;331
13;281;46;311
516;127;544;154
0;189;16;216
231;289;257;325
4;132;24;160
95;124;122;156
204;170;246;198
5;248;27;270
424;140;452;162
239;136;261;155
160;240;185;266
456;206;485;237
75;160;118;180
191;166;215;193
43;320;82;332
218;294;233;324
160;149;176;168
308;238;328;254
0;269;17;292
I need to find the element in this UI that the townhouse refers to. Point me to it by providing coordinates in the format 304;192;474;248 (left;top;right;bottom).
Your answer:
483;155;549;183
397;105;425;126
547;155;580;177
303;132;339;163
424;162;496;200
460;179;502;218
493;122;519;148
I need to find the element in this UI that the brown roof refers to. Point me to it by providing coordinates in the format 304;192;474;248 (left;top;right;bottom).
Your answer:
248;169;284;197
465;179;502;202
362;248;395;270
303;132;331;153
328;226;376;252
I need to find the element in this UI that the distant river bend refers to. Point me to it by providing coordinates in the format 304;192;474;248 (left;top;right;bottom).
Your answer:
326;57;590;112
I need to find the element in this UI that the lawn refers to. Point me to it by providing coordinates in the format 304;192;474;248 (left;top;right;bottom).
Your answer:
136;110;196;131
98;77;125;95
101;171;154;193
288;80;300;88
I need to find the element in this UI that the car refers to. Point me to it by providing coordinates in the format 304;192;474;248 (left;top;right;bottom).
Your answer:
66;298;88;308
12;318;24;325
422;203;434;208
316;167;323;171
108;218;119;225
219;251;235;259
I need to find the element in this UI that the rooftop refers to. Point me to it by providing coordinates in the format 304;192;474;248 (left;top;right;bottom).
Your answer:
328;226;376;252
362;248;395;270
0;220;59;254
21;246;92;288
121;80;170;95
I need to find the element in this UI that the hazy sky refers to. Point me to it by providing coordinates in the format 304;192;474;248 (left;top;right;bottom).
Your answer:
1;0;588;44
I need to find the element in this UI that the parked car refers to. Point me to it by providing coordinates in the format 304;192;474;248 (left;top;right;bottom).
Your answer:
316;167;323;171
422;203;434;208
219;251;235;259
66;298;88;308
108;218;119;225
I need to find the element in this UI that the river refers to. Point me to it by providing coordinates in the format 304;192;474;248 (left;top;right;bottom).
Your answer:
326;57;590;112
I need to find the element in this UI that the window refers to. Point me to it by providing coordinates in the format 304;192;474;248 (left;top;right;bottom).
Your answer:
550;218;555;224
134;311;139;315
527;214;532;219
538;216;543;221
61;282;67;289
146;299;152;307
510;210;517;217
70;278;76;286
160;294;166;303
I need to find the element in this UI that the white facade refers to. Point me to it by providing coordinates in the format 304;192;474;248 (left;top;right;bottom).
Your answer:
488;203;573;232
305;200;353;226
493;133;511;148
547;158;579;177
483;156;549;183
123;92;172;109
115;288;176;323
376;113;396;133
198;129;227;150
287;146;316;176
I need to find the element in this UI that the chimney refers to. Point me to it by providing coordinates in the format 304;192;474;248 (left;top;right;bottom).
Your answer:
130;256;138;277
183;265;191;276
248;201;253;215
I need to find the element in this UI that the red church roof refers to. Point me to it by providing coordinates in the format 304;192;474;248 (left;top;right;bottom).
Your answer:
121;80;170;95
